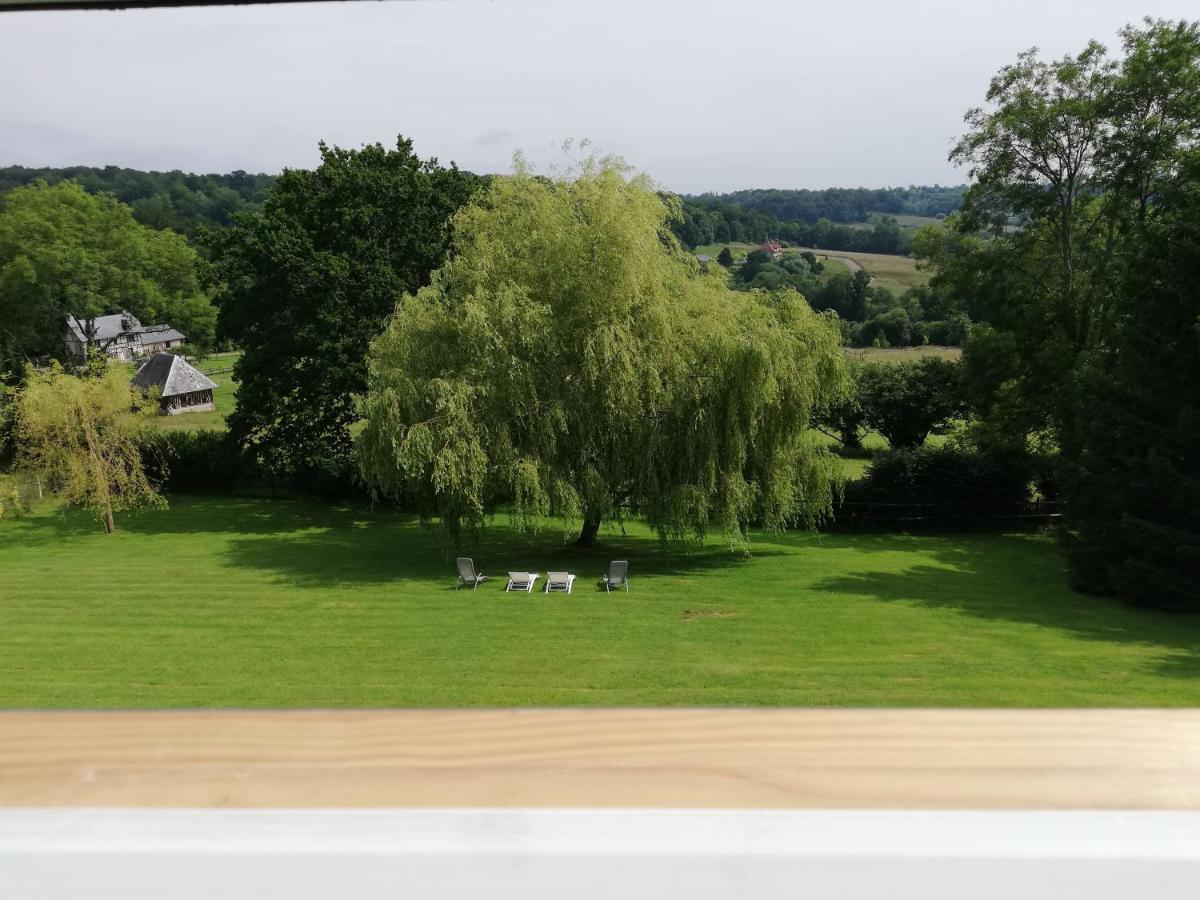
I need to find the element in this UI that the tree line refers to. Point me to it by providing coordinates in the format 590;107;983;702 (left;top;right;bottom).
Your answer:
0;163;950;259
670;197;916;254
704;185;966;223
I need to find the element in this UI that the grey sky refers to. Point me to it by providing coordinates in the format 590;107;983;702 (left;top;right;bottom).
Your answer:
1;0;1196;193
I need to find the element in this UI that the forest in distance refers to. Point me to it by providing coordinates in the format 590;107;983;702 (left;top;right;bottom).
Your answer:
0;164;962;256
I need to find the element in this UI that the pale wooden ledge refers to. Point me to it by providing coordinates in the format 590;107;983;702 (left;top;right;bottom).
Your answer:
1;709;1198;809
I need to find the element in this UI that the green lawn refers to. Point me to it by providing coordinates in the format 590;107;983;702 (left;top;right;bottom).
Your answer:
1;496;1196;707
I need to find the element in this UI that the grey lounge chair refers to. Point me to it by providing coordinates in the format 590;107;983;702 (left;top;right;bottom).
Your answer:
505;571;540;593
456;557;489;590
601;560;630;593
545;571;576;594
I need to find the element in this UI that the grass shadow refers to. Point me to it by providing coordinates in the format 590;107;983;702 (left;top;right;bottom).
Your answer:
217;507;783;589
809;533;1200;679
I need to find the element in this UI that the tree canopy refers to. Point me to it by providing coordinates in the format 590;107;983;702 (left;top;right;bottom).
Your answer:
0;165;275;242
858;357;967;450
209;137;482;477
357;158;849;546
0;180;216;372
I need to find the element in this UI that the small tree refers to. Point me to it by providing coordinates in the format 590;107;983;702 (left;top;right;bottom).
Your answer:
859;357;967;449
358;157;849;546
716;246;734;268
14;366;163;533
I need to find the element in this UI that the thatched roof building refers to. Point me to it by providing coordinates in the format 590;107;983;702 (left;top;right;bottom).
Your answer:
131;352;217;415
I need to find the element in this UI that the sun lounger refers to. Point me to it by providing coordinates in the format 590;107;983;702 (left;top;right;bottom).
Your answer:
505;572;540;593
455;557;488;590
601;560;630;593
545;571;576;593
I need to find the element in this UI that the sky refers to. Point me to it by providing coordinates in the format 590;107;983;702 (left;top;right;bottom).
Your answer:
1;0;1197;193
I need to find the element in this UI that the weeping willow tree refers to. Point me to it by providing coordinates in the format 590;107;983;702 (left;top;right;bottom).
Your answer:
357;157;849;546
14;365;163;533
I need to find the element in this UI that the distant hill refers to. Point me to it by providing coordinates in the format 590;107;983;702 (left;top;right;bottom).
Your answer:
690;185;967;224
0;165;963;258
0;165;277;240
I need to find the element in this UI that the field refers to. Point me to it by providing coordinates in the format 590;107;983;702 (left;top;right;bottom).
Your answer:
850;212;944;230
689;242;927;295
1;496;1197;707
796;247;930;294
844;345;962;364
691;241;757;260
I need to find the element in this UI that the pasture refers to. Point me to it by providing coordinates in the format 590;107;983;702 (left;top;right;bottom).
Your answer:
797;247;930;293
691;241;758;260
1;496;1196;708
844;345;962;364
851;212;944;230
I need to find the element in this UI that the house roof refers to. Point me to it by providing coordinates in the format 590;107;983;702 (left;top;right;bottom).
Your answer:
139;326;187;344
131;353;217;399
65;312;142;343
65;313;186;348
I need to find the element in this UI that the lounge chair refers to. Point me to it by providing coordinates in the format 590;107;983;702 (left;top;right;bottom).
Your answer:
505;571;540;593
545;571;576;594
601;560;630;593
455;557;489;590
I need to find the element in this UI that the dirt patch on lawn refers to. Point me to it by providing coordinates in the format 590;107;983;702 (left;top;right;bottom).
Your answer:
682;609;736;620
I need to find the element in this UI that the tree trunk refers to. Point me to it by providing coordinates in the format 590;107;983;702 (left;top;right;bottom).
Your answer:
575;513;601;548
103;508;115;534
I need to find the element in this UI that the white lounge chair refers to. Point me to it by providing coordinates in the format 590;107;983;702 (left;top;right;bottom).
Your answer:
601;560;630;593
545;571;576;594
456;557;489;590
505;572;540;593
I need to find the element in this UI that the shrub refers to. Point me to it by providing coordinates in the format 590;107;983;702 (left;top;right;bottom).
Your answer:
922;315;970;346
141;428;370;500
856;307;914;347
834;442;1052;527
142;429;243;493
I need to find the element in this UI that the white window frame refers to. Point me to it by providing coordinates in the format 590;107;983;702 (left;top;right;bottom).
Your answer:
3;808;1199;900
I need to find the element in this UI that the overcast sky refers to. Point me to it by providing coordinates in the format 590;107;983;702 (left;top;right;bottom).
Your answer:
1;0;1196;193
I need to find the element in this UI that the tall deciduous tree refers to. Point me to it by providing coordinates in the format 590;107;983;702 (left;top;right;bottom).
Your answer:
209;137;481;476
357;158;849;547
14;366;163;533
0;180;215;371
939;18;1200;609
1067;162;1200;610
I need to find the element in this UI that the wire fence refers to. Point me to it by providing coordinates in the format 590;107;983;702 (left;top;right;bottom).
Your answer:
829;499;1064;530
